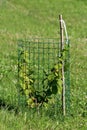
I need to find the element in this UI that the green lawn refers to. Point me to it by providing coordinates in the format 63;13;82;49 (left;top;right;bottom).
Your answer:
0;0;87;129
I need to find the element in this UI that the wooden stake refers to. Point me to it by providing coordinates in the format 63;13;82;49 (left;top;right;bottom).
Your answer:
59;15;66;116
59;15;64;52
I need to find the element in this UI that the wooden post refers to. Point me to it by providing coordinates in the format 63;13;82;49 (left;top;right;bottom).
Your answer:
59;15;66;116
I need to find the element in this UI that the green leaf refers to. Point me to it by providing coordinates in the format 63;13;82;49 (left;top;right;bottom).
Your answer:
57;79;62;94
52;85;58;94
24;89;29;96
48;73;55;81
57;79;62;87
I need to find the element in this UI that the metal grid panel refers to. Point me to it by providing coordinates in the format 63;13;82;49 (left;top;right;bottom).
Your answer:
18;38;70;116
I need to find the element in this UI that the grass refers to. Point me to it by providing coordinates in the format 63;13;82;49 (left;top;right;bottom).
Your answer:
0;109;87;130
0;0;87;129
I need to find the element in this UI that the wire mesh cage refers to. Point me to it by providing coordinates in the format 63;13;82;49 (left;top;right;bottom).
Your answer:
17;38;70;117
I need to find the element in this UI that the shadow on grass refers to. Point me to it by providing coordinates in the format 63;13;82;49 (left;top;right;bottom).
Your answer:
0;98;18;114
